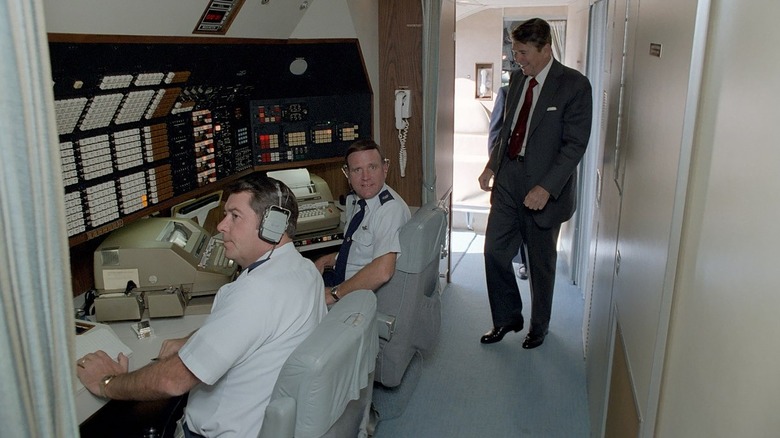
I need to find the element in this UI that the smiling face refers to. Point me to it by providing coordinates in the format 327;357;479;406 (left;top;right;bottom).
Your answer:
216;191;264;267
511;41;552;77
346;148;389;200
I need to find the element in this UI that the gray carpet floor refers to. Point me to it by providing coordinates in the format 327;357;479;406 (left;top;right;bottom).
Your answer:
373;230;590;438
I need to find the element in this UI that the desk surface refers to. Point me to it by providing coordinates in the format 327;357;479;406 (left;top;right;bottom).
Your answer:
75;314;208;424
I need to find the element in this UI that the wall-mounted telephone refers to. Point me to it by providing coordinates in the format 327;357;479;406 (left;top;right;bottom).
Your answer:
395;89;411;177
395;89;411;130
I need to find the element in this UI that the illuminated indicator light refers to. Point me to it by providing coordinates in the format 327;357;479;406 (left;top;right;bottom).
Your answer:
203;11;226;23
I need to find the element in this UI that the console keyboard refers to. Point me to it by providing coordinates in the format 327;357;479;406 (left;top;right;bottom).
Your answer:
299;201;330;222
200;235;232;270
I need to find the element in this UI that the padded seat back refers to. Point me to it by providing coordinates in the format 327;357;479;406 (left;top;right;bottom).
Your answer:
258;290;379;438
374;202;447;387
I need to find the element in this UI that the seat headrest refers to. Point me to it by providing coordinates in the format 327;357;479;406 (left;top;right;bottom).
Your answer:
396;202;447;274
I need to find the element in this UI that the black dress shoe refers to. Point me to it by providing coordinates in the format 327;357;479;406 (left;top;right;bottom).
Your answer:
480;323;524;344
522;331;547;349
517;264;529;280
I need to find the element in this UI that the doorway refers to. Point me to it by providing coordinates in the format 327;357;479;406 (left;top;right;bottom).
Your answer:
450;7;581;244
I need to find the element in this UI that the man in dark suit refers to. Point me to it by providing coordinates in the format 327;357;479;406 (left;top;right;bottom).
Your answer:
477;18;592;349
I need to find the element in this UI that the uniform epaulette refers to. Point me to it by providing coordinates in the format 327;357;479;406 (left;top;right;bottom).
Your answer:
378;189;394;205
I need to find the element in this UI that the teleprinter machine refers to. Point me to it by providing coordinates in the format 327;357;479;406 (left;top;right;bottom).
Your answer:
93;217;237;322
267;169;341;235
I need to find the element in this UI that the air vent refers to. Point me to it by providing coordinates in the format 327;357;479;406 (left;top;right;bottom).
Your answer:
101;248;120;266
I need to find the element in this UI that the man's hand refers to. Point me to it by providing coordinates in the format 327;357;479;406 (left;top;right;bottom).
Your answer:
76;350;129;398
323;253;397;306
324;286;337;306
314;253;337;274
524;185;551;210
478;168;495;191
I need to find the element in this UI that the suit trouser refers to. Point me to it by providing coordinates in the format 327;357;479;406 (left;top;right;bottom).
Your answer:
484;158;561;335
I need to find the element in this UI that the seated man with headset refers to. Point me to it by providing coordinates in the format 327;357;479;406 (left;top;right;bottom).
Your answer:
76;175;327;438
315;139;411;305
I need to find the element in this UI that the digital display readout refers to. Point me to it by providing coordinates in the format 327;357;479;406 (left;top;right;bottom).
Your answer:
203;10;227;24
194;0;245;34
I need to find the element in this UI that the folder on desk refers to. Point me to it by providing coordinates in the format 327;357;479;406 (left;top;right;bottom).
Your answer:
74;321;133;393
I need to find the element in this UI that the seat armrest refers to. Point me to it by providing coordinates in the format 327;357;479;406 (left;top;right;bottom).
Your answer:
376;312;396;341
258;396;296;438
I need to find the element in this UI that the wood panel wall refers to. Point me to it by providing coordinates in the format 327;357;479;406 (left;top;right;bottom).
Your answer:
605;324;641;437
379;0;423;207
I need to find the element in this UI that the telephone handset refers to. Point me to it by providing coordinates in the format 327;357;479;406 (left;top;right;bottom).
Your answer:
395;89;410;129
394;89;411;177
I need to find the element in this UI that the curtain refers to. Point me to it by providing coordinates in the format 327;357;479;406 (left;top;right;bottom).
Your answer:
550;19;567;63
0;0;80;436
420;0;442;204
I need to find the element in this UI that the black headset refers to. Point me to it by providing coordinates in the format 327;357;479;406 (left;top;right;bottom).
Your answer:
258;180;291;244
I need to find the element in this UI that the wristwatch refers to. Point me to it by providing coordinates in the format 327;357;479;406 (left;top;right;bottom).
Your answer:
330;285;341;302
100;374;116;399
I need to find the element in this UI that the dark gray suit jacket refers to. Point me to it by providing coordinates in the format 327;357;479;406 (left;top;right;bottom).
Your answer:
488;59;592;228
487;85;509;155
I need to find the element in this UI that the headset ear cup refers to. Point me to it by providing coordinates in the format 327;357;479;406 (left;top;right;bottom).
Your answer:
257;180;290;244
259;205;290;244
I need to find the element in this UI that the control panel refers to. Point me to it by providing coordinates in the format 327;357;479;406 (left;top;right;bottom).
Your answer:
48;36;372;242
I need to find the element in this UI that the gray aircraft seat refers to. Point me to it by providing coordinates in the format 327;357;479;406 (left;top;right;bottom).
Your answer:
257;289;379;438
374;202;448;388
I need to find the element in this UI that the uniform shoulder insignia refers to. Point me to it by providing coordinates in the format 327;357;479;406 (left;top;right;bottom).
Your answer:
378;189;395;205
